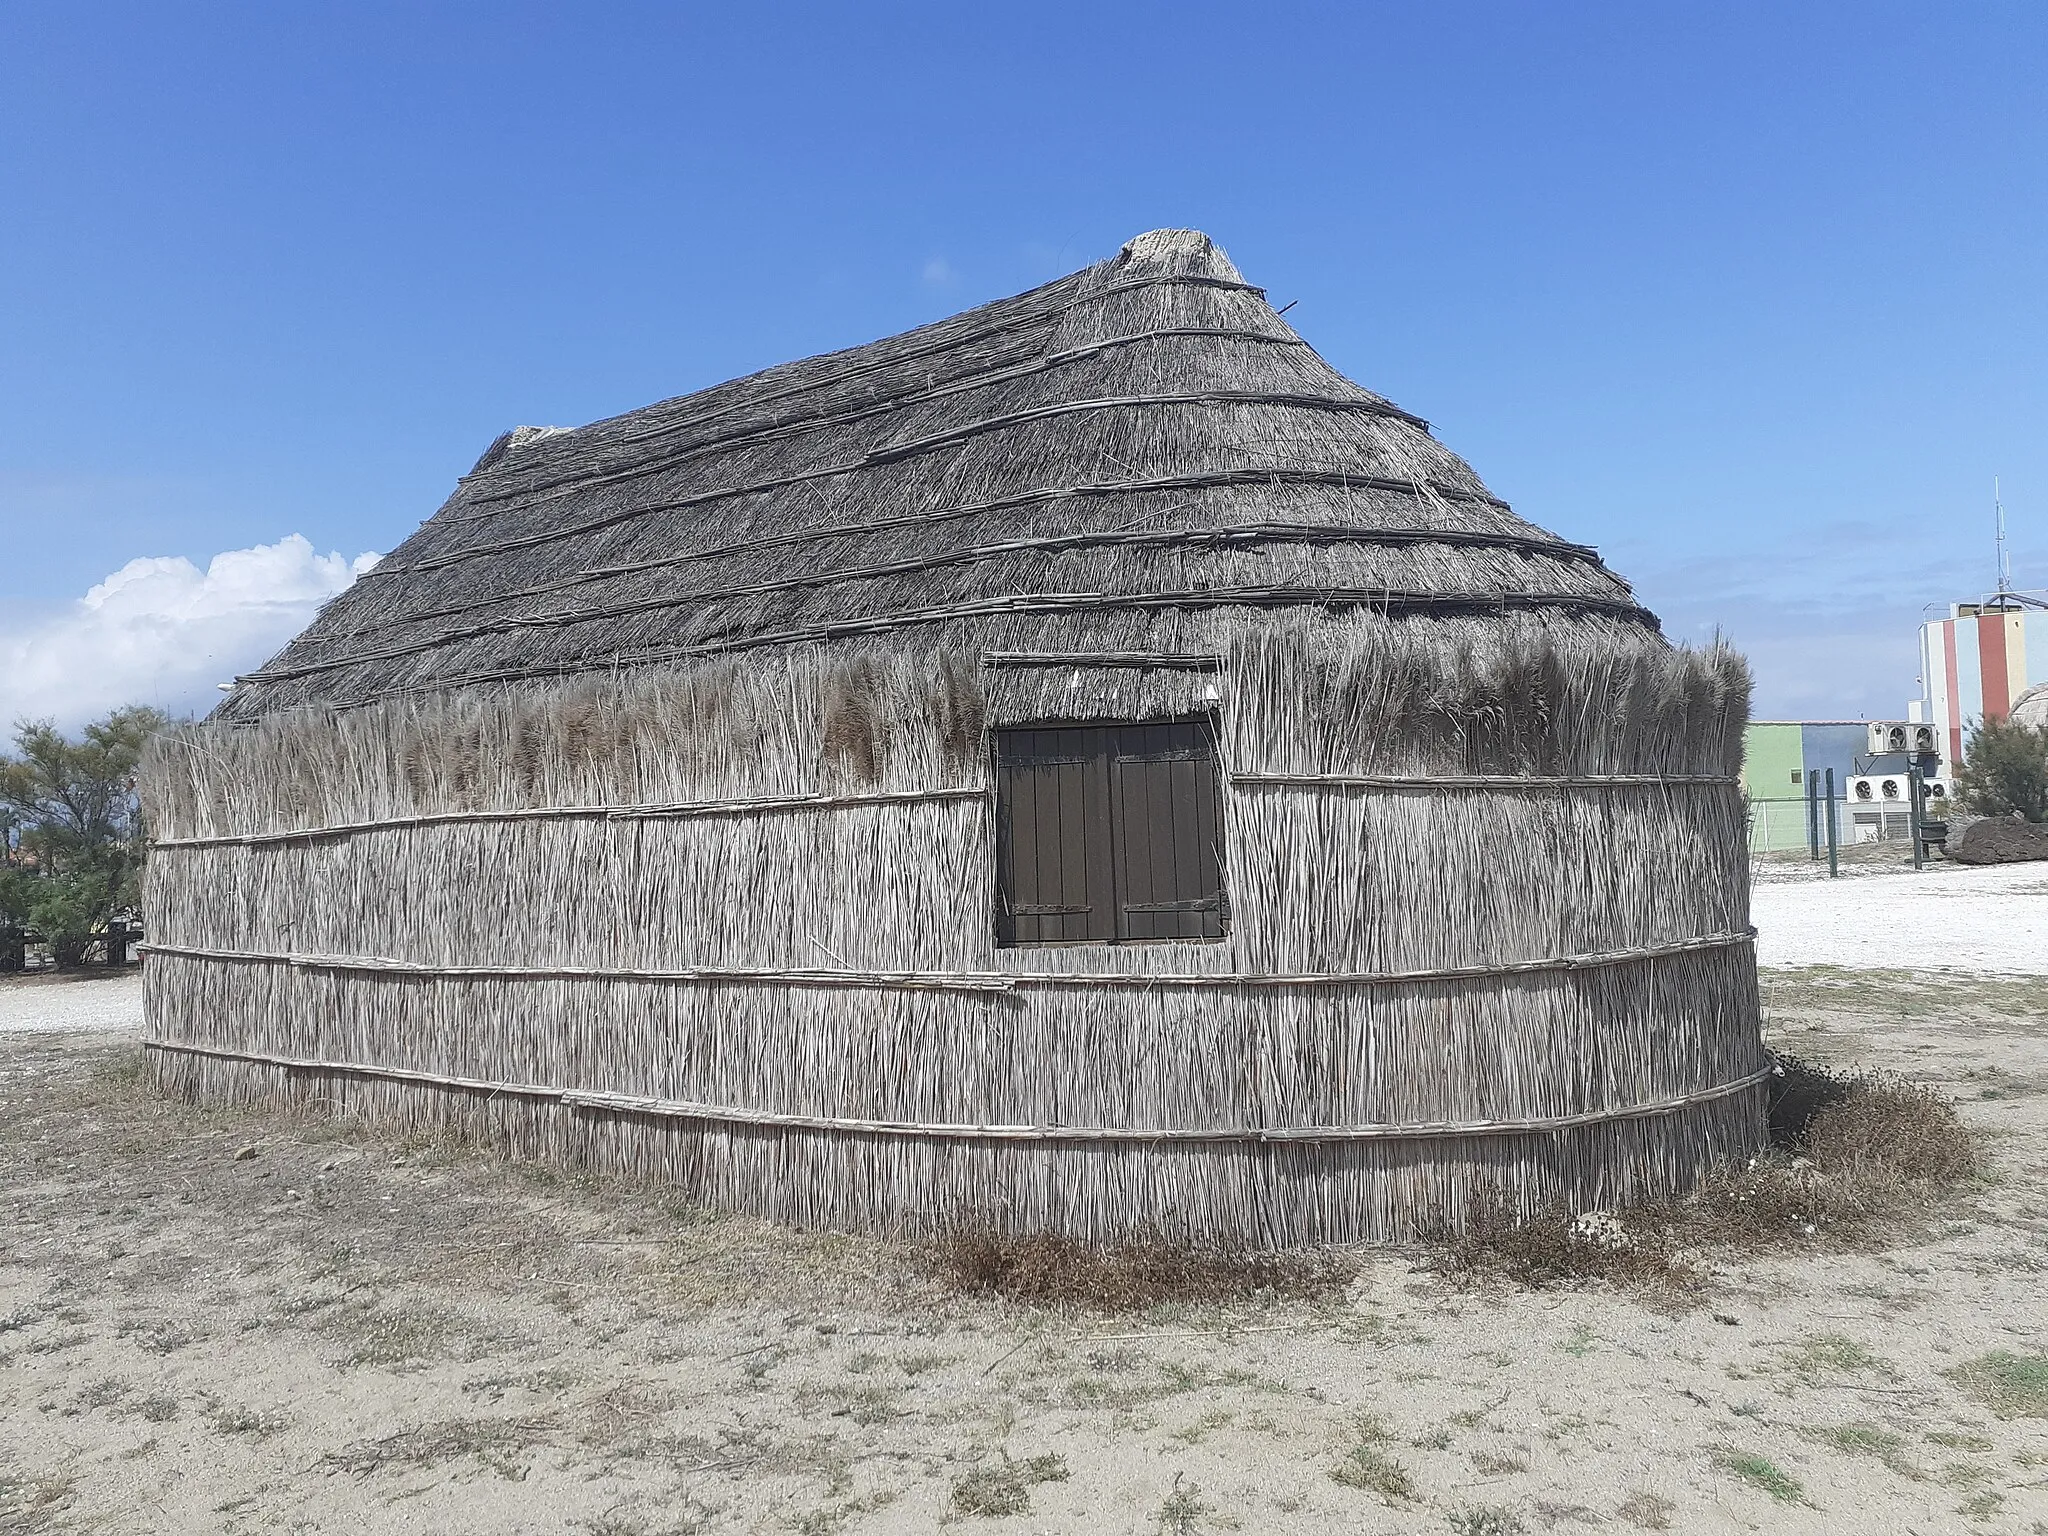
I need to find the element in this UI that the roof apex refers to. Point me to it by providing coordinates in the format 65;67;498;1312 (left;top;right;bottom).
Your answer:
1117;228;1242;283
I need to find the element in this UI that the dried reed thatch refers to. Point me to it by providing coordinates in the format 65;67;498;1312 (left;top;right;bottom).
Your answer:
141;229;1763;1246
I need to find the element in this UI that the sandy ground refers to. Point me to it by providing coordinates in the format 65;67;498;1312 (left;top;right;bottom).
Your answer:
0;972;143;1035
1751;854;2048;975
4;874;2047;1534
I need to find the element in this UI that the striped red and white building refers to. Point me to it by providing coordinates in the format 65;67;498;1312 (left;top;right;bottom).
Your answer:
1921;601;2048;763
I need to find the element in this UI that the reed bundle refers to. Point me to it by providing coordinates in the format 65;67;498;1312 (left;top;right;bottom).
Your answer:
142;229;1764;1246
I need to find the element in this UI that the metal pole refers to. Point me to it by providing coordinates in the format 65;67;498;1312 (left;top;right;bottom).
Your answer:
1807;770;1821;861
1908;767;1925;870
1824;768;1839;878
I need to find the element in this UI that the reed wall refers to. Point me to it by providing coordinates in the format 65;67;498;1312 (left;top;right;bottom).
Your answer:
141;613;1764;1245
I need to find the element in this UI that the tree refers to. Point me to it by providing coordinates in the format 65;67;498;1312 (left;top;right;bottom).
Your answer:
1954;716;2048;824
0;707;169;965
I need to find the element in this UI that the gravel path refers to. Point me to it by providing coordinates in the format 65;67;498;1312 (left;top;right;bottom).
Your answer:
1751;856;2048;973
0;973;143;1033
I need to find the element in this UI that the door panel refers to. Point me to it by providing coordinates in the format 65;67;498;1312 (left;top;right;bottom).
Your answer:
994;719;1227;946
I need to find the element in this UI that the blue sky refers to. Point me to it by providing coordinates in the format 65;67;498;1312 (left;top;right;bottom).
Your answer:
2;1;2044;726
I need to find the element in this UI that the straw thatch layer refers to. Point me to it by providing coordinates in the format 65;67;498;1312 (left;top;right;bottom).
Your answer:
210;231;1650;718
143;229;1763;1246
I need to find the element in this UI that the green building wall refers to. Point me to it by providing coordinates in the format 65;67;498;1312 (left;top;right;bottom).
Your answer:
1742;723;1810;852
1740;721;1869;853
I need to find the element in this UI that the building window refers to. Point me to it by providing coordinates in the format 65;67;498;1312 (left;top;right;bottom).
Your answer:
1789;768;1803;785
992;720;1229;946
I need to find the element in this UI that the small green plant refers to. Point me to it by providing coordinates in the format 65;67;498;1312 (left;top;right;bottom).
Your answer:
1168;1409;1233;1446
1799;1421;1914;1475
1331;1414;1416;1503
1716;1451;1804;1504
1947;1352;2048;1417
1802;1421;1905;1456
1786;1334;1896;1382
1154;1474;1210;1536
1450;1393;1509;1430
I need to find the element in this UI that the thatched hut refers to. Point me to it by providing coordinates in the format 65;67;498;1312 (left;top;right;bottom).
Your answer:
142;229;1761;1246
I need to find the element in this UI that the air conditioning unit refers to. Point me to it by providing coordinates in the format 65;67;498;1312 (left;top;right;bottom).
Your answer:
1849;774;1908;803
1866;721;1938;755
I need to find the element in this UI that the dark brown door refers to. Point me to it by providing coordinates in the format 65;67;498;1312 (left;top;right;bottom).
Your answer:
993;720;1228;946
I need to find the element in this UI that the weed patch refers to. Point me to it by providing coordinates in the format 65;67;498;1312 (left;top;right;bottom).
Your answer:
949;1453;1069;1518
937;1231;1341;1310
1782;1334;1898;1383
1429;1059;1980;1293
1715;1450;1804;1504
1947;1351;2048;1417
1447;1506;1526;1536
1154;1474;1210;1535
209;1401;289;1439
1800;1421;1905;1456
1330;1413;1416;1503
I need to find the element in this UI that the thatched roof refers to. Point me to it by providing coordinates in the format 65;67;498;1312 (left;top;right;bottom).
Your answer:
217;228;1647;722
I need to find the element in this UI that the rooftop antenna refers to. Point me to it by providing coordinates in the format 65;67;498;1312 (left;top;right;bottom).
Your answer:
1996;476;2013;597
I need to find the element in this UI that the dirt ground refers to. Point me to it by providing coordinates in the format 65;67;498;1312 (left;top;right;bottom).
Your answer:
3;964;2045;1535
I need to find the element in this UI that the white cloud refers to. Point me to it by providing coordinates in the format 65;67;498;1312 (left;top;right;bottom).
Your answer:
921;256;957;287
0;535;379;731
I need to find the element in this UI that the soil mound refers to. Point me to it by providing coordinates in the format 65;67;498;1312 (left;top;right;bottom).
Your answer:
1950;817;2048;865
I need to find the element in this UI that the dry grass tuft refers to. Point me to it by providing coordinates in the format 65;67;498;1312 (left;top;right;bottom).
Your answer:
948;1453;1070;1518
1804;1076;1977;1185
1431;1058;1981;1293
318;1415;556;1478
1427;1187;1699;1295
937;1230;1344;1311
1615;1490;1674;1529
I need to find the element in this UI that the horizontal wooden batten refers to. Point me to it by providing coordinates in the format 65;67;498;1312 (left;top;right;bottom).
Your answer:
149;772;1736;851
245;523;1617;683
141;1037;1770;1145
984;651;1226;670
1233;772;1742;790
141;944;1015;992
148;785;988;850
140;928;1753;990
